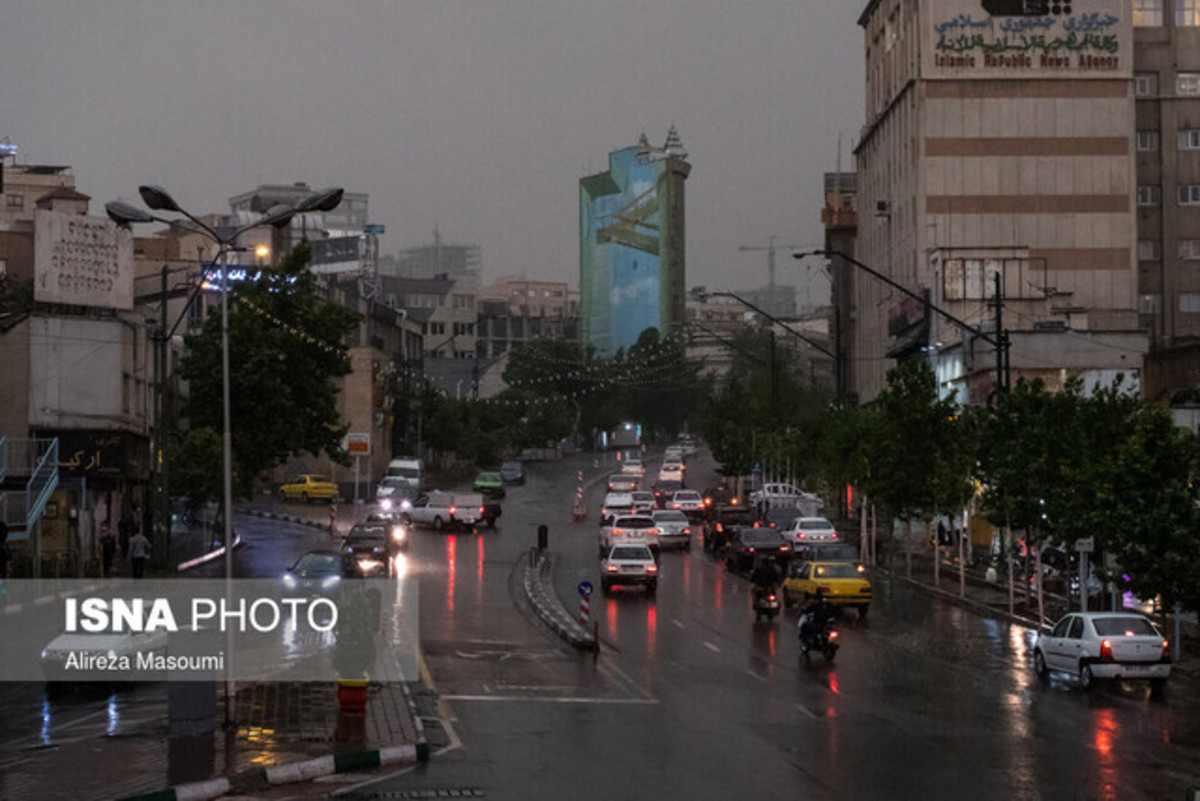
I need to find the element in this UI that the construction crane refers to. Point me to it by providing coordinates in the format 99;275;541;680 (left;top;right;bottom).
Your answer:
738;236;807;289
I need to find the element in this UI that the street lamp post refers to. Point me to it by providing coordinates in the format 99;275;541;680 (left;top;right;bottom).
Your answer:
106;185;343;726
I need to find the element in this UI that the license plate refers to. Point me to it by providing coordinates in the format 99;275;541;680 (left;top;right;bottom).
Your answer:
620;566;642;573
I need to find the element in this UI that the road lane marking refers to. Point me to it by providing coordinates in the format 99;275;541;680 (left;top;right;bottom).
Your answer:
672;619;685;629
442;695;659;704
703;641;720;653
743;669;766;682
795;703;819;720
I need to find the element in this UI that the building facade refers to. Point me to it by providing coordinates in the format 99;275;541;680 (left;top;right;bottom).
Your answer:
580;127;691;357
476;277;580;359
854;0;1147;404
1133;2;1200;398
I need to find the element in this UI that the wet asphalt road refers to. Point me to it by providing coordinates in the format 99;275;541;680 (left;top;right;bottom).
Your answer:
364;449;1200;801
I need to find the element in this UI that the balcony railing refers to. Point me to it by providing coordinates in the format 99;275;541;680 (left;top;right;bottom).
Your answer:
0;438;60;540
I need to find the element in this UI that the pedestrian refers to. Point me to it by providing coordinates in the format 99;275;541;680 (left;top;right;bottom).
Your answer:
118;516;132;559
99;519;116;576
0;520;10;580
128;527;151;579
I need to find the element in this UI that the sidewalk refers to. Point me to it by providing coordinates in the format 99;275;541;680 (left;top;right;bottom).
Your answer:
846;522;1200;680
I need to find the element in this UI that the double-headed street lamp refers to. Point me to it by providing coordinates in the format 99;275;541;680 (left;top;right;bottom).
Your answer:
107;184;343;725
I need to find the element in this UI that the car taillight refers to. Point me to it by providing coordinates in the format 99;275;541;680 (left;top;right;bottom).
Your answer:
647;564;658;573
449;506;457;515
748;547;756;552
797;533;806;540
732;498;739;505
673;503;682;509
479;506;485;515
704;497;712;506
857;564;865;573
716;523;723;532
649;528;660;535
829;630;839;640
778;546;788;551
683;528;690;535
1100;639;1113;660
1163;639;1170;655
606;565;619;573
767;594;777;602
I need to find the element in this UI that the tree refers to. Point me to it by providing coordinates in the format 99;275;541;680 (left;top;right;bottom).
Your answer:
168;427;223;513
178;242;358;498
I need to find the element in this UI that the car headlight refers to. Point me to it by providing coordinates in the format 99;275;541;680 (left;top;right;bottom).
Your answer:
391;525;407;543
41;648;49;660
380;498;394;511
321;575;341;588
283;574;297;587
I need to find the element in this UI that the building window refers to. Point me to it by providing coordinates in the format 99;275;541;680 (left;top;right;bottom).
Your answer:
1177;0;1200;25
428;321;445;336
1178;72;1200;95
5;194;22;210
1139;240;1162;261
1179;185;1200;205
452;294;473;310
1138;185;1162;206
1134;0;1164;25
1140;294;1162;314
1180;129;1200;150
1135;72;1159;97
1181;293;1200;313
1180;240;1200;260
1137;130;1161;151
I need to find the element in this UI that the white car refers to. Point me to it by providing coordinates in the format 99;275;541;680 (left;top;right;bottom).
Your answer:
1033;612;1171;690
630;491;657;513
658;461;685;483
650;509;692;550
620;457;646;477
601;543;659;595
599;514;660;554
669;490;706;519
780;517;839;549
749;483;824;516
600;492;636;523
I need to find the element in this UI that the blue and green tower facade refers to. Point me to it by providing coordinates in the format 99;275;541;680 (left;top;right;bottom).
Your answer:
580;127;691;357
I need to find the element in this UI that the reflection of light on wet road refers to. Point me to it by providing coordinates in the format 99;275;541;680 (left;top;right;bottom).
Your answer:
646;603;657;656
107;693;119;736
606;598;619;641
391;552;409;579
1093;707;1119;800
477;537;485;606
40;698;50;746
682;551;691;595
828;673;839;695
446;536;457;614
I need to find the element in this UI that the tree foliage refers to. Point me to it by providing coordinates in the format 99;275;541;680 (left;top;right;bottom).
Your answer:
178;242;358;498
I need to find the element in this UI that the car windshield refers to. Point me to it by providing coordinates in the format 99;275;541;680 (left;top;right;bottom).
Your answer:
346;525;388;542
477;472;502;482
502;462;521;472
632;492;655;502
292;553;340;572
653;511;687;523
675;492;701;501
799;518;834;530
813;563;861;579
616;518;655;529
389;467;420;479
1092;616;1158;636
610;547;651;560
380;477;411;489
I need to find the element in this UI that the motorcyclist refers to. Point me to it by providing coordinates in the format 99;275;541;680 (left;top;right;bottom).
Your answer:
798;589;835;646
750;556;781;600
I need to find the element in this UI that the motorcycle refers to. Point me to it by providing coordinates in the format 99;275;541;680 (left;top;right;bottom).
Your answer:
797;610;839;663
752;586;781;622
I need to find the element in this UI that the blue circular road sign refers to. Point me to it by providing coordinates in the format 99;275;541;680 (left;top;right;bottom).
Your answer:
578;581;594;597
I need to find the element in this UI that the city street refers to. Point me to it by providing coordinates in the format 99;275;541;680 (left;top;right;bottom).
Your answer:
352;450;1200;801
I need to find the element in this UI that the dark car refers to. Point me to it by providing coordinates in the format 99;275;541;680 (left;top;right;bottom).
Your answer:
283;549;359;598
500;460;526;485
342;522;400;577
482;498;502;528
703;505;757;554
725;528;791;574
651;479;684;508
473;471;507;499
757;503;801;531
703;483;739;513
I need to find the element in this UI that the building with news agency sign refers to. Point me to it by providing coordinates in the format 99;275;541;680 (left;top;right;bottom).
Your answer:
847;0;1145;405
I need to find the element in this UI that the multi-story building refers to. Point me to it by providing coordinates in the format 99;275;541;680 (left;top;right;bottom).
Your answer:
1133;2;1200;398
853;0;1148;404
476;277;580;359
821;171;858;401
376;272;479;398
580;127;691;357
384;230;481;280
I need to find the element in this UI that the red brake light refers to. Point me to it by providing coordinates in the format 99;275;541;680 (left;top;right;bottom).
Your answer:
1163;639;1170;655
829;630;839;640
449;505;457;515
704;497;712;505
716;523;723;532
1100;639;1113;660
748;547;756;552
606;565;619;573
480;506;485;514
732;498;739;505
647;564;658;573
683;528;690;535
857;564;865;573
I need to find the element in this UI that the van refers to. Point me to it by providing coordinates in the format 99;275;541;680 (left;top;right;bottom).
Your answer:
386;457;424;489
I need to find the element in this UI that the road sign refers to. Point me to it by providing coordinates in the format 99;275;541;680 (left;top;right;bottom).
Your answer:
1075;537;1094;553
578;581;594;597
344;432;371;456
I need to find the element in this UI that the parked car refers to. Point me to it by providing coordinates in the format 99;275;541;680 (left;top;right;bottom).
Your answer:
601;543;659;595
650;509;692;550
473;471;507;499
780;517;839;549
500;460;526;485
725;528;790;573
782;560;871;616
1033;612;1171;690
279;474;339;504
607;474;640;493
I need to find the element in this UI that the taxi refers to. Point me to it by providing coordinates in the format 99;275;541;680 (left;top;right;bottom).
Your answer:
782;560;872;617
279;474;339;503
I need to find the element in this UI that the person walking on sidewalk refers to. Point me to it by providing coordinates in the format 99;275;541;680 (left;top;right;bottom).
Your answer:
100;519;117;576
128;527;151;579
0;520;10;580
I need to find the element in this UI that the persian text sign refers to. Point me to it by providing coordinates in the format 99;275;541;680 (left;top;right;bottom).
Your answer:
34;209;133;309
925;1;1128;78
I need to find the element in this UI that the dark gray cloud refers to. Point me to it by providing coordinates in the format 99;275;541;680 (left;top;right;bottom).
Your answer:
0;1;863;292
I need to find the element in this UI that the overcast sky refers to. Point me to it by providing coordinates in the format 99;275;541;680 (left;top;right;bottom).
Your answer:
1;1;864;295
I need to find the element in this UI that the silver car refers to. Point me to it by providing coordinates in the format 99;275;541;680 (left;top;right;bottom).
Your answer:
650;509;692;550
1033;612;1171;690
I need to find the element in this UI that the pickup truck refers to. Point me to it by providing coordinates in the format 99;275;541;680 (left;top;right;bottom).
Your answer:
403;491;485;531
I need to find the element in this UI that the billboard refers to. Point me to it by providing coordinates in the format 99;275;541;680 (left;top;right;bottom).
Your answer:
925;0;1128;78
581;144;688;356
34;209;133;310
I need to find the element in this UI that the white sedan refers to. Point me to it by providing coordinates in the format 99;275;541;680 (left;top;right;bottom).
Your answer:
669;490;706;519
650;509;692;550
1033;612;1171;690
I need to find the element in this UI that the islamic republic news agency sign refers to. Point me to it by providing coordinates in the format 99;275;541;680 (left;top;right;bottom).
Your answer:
0;579;419;682
926;0;1128;77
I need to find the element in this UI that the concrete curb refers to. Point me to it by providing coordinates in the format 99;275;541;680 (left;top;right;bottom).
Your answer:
116;744;423;801
175;533;243;572
523;550;594;650
236;507;330;531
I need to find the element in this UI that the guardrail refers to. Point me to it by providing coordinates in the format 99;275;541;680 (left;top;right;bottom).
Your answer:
0;438;60;539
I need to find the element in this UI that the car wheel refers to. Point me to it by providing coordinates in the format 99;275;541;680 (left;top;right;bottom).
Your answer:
433;516;444;531
1079;662;1095;690
1034;650;1048;678
301;492;310;504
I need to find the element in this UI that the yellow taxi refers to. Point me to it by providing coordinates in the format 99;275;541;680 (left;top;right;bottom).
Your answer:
782;560;872;617
279;474;339;503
